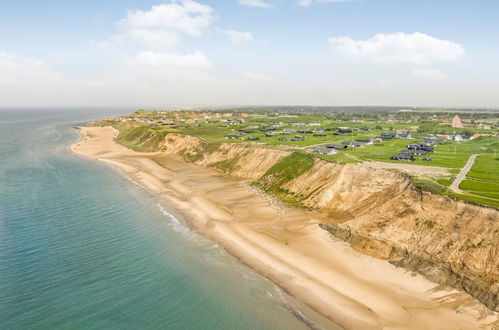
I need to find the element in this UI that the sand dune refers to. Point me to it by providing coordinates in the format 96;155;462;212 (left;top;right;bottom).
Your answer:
71;127;497;330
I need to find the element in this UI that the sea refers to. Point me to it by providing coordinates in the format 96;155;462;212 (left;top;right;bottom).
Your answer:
0;108;341;330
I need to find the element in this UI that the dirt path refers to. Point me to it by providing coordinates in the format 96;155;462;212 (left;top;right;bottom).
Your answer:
450;154;478;194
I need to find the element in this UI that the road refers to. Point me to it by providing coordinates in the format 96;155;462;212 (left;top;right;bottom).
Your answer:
449;154;478;194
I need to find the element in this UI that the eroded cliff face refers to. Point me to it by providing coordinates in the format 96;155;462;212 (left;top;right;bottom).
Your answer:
161;134;290;181
159;133;499;311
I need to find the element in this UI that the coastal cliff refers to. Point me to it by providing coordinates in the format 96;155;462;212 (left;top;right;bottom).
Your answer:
112;129;499;311
159;133;498;311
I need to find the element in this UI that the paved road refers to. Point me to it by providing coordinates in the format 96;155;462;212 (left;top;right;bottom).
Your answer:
450;154;478;194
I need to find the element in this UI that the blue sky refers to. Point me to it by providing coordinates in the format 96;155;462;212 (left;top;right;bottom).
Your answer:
1;0;498;107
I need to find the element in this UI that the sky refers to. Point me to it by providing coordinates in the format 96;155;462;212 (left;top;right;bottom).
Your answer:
1;0;498;108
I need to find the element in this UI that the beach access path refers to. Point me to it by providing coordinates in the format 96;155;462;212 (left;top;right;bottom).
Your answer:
450;154;478;194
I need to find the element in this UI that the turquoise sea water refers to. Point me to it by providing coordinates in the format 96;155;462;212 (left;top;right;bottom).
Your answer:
0;109;340;330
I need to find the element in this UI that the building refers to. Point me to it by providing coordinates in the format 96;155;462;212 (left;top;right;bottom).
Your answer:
451;115;464;128
379;132;397;139
311;147;337;155
391;154;415;161
224;135;238;140
396;133;412;139
326;144;347;150
400;149;427;156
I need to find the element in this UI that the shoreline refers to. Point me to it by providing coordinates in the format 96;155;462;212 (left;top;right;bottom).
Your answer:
71;126;498;330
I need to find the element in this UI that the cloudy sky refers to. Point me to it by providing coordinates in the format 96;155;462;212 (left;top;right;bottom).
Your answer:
1;0;498;107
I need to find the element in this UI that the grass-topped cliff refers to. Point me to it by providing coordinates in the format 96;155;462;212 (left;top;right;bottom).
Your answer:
94;119;499;208
90;121;499;310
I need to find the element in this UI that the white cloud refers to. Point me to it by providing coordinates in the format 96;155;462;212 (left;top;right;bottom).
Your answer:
0;52;71;106
0;52;62;87
238;0;271;8
412;68;446;80
329;32;464;63
123;50;213;80
117;0;214;48
245;72;274;81
377;80;392;88
297;0;355;7
223;30;254;44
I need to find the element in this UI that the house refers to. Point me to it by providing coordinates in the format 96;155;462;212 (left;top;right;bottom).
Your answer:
278;138;290;142
238;129;255;134
476;124;492;130
391;154;415;161
311;147;337;155
337;128;353;134
436;134;452;140
326;144;347;150
408;142;433;152
359;126;372;131
224;135;238;140
372;138;383;143
352;142;365;148
400;149;427;156
379;132;397;139
292;135;305;141
420;134;435;140
356;139;373;145
247;136;260;141
396;133;412;139
313;133;327;137
453;135;466;142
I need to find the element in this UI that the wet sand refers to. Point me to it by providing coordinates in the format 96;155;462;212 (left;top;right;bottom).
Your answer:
71;126;497;330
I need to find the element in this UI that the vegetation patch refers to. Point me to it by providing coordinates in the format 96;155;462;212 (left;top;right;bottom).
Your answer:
448;192;499;209
107;122;169;152
411;178;447;195
254;152;315;205
211;156;241;173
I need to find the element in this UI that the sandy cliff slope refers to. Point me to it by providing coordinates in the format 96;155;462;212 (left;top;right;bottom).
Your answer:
158;133;499;312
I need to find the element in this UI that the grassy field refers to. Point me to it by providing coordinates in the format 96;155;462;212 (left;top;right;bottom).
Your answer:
456;151;499;207
97;113;499;208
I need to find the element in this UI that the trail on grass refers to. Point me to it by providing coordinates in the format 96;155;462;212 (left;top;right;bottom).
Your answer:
450;154;479;194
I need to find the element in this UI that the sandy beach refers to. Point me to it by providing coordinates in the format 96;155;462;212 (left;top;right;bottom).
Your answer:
71;126;497;330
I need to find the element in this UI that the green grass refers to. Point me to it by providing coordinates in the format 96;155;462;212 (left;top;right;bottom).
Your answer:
411;178;448;194
448;192;499;209
459;180;499;192
104;122;169;152
456;151;499;207
254;151;316;205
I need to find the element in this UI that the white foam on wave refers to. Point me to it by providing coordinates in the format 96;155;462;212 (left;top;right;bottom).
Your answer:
156;203;190;235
